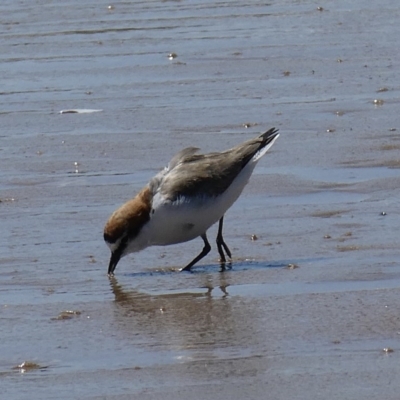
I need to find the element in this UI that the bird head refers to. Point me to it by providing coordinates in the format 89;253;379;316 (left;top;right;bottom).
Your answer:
104;187;152;275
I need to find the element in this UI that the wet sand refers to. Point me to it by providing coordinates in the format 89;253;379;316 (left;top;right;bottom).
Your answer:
1;0;400;399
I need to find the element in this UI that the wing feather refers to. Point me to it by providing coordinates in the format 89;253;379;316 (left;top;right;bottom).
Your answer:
152;128;279;201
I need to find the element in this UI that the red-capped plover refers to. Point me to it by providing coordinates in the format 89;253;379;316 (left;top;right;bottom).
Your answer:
104;128;279;275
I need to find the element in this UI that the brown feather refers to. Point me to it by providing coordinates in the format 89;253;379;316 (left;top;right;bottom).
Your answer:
104;186;152;244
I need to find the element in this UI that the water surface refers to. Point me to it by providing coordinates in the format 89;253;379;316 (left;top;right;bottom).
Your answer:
1;1;400;399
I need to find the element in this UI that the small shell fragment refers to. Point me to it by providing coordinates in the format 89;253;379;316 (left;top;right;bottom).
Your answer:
60;109;103;114
52;310;82;320
243;122;258;128
383;347;394;353
13;361;45;373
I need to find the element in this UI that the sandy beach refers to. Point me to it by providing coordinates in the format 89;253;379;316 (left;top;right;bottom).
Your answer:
1;0;400;398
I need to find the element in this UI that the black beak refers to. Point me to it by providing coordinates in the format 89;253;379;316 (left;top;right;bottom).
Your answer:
108;251;121;276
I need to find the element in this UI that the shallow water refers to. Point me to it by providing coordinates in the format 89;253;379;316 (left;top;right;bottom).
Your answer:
1;0;400;399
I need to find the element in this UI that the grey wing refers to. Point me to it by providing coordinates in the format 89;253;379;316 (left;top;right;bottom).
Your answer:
155;128;279;200
168;147;200;170
159;153;243;201
148;147;201;196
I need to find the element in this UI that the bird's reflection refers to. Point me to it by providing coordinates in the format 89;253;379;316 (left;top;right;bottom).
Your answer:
108;273;241;354
109;273;230;313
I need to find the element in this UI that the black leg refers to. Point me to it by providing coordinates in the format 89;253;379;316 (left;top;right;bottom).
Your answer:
216;216;232;262
180;234;211;272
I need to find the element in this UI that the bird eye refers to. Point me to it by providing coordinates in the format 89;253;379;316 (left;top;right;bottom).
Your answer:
104;232;115;243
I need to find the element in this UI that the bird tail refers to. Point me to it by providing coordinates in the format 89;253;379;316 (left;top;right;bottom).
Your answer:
252;128;280;162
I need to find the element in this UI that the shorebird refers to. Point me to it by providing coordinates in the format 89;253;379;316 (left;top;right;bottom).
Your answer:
104;128;279;275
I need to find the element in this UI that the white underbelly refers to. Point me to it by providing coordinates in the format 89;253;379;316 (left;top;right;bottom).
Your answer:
140;162;257;246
